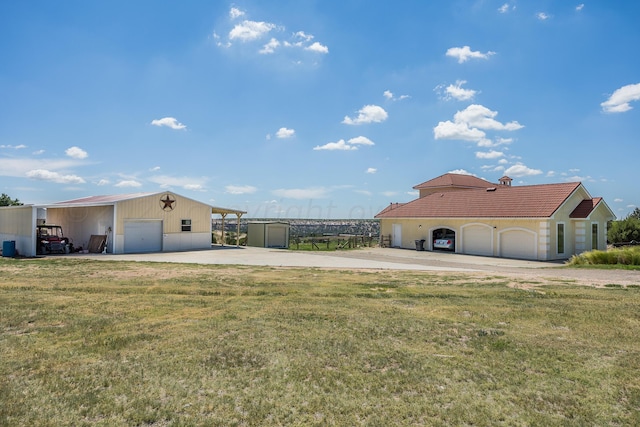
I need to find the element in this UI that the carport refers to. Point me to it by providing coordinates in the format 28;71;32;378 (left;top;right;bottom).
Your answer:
212;206;245;247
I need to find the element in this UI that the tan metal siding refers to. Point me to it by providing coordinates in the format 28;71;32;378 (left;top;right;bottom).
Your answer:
115;193;211;235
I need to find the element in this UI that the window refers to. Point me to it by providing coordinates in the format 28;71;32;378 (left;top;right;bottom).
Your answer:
557;223;565;254
592;223;598;250
181;219;192;232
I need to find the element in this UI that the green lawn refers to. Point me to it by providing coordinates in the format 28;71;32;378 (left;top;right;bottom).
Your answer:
1;258;639;426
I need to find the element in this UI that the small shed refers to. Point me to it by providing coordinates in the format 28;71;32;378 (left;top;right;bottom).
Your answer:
247;221;290;248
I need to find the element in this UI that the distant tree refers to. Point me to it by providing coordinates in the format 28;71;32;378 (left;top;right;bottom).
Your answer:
0;193;23;206
628;207;640;220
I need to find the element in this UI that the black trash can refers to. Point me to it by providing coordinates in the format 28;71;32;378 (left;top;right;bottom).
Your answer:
415;239;425;251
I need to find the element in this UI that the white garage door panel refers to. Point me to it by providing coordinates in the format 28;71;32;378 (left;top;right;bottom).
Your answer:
124;220;162;253
267;226;287;248
500;230;536;260
462;226;493;256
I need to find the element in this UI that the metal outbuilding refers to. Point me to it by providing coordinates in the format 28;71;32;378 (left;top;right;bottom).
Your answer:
246;221;290;248
0;192;245;257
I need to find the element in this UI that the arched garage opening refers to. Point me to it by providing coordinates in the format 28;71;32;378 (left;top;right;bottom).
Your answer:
431;227;456;252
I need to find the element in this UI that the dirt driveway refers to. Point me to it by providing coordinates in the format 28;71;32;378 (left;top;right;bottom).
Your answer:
72;246;640;288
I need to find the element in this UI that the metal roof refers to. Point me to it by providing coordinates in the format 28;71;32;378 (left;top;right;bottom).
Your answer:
38;192;245;216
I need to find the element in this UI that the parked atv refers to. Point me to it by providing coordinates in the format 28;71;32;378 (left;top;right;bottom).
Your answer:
36;224;72;255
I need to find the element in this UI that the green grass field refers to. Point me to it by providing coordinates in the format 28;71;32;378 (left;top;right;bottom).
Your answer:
1;258;639;426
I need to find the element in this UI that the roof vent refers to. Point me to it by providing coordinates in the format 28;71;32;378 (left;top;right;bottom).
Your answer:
486;187;497;192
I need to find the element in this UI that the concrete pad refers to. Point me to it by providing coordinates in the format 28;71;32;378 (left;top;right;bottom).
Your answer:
70;245;562;272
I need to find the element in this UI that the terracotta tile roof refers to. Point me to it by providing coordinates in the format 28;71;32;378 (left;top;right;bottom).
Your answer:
570;197;602;218
376;182;582;218
53;193;157;205
413;173;495;190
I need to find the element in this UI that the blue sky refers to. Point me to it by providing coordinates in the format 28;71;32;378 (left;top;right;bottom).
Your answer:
1;1;639;219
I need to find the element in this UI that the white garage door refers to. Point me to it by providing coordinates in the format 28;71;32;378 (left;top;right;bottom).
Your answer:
124;220;162;253
462;225;493;256
267;225;287;248
500;230;536;260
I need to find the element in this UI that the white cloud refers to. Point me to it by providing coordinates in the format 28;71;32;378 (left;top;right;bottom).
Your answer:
229;20;276;42
446;46;496;63
33;149;45;155
305;42;329;54
97;179;110;186
504;163;543;177
576;4;585;11
65;146;88;159
272;187;329;199
218;9;328;58
0;144;27;149
342;105;388;125
148;175;208;191
498;158;508;164
444;80;477;101
434;120;488;142
366;167;377;174
313;139;358;151
565;175;593;183
448;169;475;176
601;83;640;113
537;12;551;20
149;166;161;171
151;117;187;130
225;185;257;195
382;191;398;197
260;38;280;54
435;104;523;147
26;169;85;184
546;170;556;177
454;104;523;131
383;90;410;101
115;180;142;188
498;3;515;13
348;136;375;146
275;127;295;139
0;157;85;178
476;150;504;159
229;7;245;19
614;198;623;203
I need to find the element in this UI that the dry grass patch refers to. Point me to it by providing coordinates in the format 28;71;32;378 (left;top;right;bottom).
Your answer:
1;258;639;426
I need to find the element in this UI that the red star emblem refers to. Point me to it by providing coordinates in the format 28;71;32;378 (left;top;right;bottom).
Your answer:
160;194;176;211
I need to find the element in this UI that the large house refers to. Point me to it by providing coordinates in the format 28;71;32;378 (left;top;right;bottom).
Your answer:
375;173;615;261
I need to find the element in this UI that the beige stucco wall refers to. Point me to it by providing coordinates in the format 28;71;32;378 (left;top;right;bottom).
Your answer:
380;217;550;257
